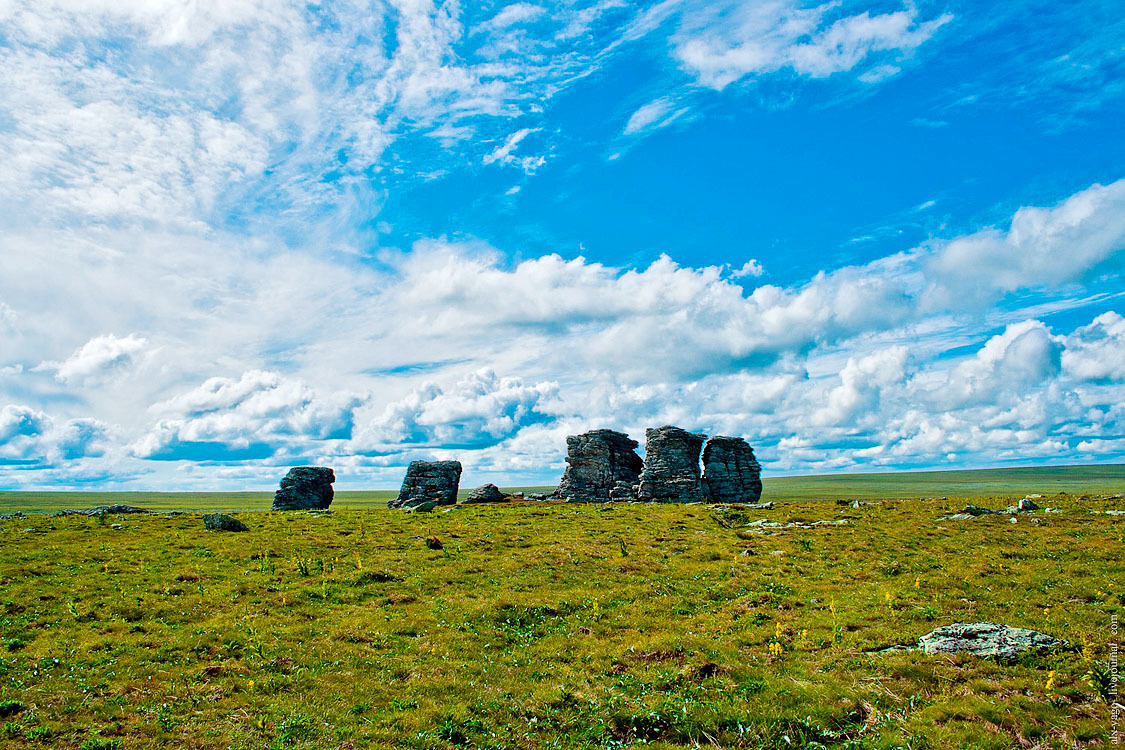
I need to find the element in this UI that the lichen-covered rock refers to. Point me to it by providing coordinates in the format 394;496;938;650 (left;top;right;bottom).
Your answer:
54;504;147;517
636;425;706;503
272;467;335;511
203;513;248;532
390;460;462;509
463;483;508;504
554;429;643;503
701;436;762;504
919;622;1065;659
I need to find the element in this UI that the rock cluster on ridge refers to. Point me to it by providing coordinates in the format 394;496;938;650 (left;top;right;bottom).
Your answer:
635;425;707;503
554;429;643;503
390;460;462;508
272;467;335;511
701;436;762;504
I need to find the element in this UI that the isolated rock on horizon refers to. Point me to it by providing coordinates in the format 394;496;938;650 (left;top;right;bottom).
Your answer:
272;467;335;511
463;483;509;504
391;460;462;508
636;425;706;503
701;436;762;504
555;429;644;503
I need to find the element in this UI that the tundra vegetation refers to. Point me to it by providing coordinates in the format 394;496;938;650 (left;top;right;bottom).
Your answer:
0;466;1121;749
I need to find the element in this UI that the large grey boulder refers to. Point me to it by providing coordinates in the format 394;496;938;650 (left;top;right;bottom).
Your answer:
463;483;508;504
701;436;762;504
390;460;462;509
272;467;335;511
919;623;1065;659
636;425;706;503
554;429;643;503
203;513;248;532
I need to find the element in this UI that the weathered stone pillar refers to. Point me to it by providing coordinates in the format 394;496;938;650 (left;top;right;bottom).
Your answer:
554;429;644;503
635;425;706;503
701;436;762;504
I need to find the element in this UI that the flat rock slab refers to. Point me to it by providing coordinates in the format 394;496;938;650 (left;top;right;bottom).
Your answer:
463;483;508;504
919;622;1066;659
202;513;248;532
272;467;335;511
53;505;147;517
391;460;462;508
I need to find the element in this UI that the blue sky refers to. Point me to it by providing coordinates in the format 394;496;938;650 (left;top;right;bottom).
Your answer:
1;0;1123;490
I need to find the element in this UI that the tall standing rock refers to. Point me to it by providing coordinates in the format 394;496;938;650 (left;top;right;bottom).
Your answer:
390;460;462;509
554;429;643;503
701;436;762;504
636;425;706;503
272;467;335;511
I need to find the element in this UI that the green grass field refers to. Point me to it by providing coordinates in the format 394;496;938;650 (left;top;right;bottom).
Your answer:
0;467;1121;748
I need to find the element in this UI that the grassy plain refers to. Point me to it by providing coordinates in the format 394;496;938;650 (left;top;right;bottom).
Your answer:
0;467;1121;748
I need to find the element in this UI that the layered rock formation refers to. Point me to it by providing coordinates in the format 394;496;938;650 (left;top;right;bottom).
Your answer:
701;436;762;504
390;460;462;508
554;429;643;503
463;483;508;504
272;467;335;511
635;425;706;503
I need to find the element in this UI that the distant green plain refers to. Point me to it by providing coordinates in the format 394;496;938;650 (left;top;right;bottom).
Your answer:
1;464;1123;513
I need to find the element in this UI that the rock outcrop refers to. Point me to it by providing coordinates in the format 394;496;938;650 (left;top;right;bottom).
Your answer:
918;623;1066;659
554;429;643;503
272;467;335;511
203;513;248;532
636;425;706;503
463;483;508;504
390;460;462;509
53;505;147;517
701;436;762;504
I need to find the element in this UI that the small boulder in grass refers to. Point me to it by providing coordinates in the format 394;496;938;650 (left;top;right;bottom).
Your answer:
203;513;248;532
425;536;443;550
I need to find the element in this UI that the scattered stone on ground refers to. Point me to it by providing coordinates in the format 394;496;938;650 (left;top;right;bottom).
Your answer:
463;483;509;504
528;493;551;501
0;512;25;520
110;523;124;530
852;500;883;508
553;429;643;503
701;436;762;504
53;504;147;517
390;460;462;508
739;518;849;535
917;622;1066;659
272;467;335;511
202;513;248;532
636;425;706;503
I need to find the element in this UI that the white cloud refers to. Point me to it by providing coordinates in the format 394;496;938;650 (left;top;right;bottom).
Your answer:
730;259;765;278
929;179;1125;295
482;127;547;173
1062;311;1125;382
49;334;147;384
671;1;951;90
351;368;559;453
623;96;689;135
132;370;362;461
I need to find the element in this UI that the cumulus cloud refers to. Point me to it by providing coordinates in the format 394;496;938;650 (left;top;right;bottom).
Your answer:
46;334;147;384
928;179;1125;295
1063;312;1125;382
132;370;362;461
351;368;559;454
